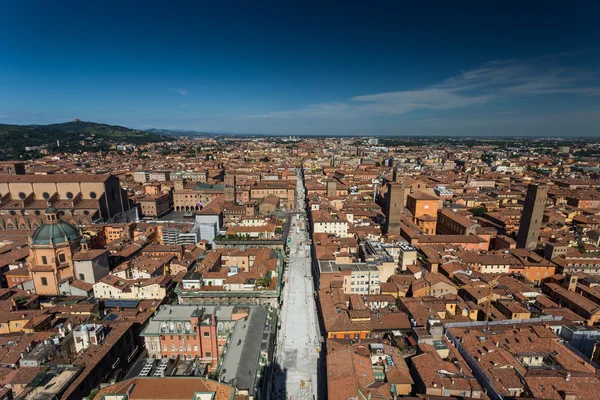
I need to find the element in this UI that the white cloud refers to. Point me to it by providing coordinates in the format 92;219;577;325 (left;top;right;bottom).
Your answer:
169;88;188;95
265;53;600;119
351;89;493;114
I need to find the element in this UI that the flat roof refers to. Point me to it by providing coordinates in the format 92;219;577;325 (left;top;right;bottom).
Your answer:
318;260;379;274
219;307;268;394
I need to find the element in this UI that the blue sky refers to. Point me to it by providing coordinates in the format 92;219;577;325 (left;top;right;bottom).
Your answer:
1;0;599;136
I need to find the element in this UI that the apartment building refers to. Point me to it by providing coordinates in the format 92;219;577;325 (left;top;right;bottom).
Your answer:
140;305;239;367
157;223;199;245
93;274;172;300
436;208;478;235
138;193;171;218
447;323;600;399
312;210;349;238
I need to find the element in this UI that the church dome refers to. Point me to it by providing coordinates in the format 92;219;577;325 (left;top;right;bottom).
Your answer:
31;208;81;245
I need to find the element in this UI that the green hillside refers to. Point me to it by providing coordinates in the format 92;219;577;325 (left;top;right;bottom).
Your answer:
0;120;168;160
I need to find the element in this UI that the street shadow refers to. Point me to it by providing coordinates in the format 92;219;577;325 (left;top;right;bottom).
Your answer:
256;360;287;400
316;340;327;399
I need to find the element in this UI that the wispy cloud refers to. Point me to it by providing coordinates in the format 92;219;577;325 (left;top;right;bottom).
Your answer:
169;88;188;95
498;111;519;115
266;53;600;119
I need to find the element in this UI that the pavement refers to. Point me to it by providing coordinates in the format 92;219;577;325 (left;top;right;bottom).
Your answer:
272;170;322;400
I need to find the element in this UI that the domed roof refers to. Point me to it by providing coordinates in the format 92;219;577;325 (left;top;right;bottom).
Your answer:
31;220;81;245
45;206;59;214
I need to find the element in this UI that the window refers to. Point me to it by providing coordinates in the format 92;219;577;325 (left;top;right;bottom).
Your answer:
151;343;156;351
194;345;198;351
205;352;212;357
58;253;66;263
41;256;48;264
203;332;210;337
18;192;26;199
43;192;50;199
90;191;97;199
163;344;167;351
41;277;48;286
79;273;85;280
66;192;74;199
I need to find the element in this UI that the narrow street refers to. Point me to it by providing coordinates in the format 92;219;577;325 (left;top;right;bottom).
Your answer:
273;169;322;400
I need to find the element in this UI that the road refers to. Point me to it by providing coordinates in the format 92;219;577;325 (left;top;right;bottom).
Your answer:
273;169;322;400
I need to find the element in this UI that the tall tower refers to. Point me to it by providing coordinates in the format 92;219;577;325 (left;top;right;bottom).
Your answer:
326;180;337;197
330;154;335;167
224;175;237;203
516;184;548;249
385;183;404;234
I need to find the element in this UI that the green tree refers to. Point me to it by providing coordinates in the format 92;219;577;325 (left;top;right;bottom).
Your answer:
469;207;487;217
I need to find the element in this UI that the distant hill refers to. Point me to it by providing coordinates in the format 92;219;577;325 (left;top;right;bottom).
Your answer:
0;120;168;160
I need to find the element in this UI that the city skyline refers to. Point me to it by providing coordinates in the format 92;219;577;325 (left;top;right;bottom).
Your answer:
1;1;600;136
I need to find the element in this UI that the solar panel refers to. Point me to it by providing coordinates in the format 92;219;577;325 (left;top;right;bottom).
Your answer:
103;313;118;322
104;299;140;309
387;355;394;366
